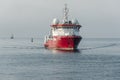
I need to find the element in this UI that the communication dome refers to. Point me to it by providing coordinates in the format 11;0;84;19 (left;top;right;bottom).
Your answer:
72;19;79;25
52;18;59;25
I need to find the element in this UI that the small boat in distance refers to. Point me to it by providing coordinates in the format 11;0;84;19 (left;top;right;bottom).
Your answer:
10;34;14;39
44;4;82;50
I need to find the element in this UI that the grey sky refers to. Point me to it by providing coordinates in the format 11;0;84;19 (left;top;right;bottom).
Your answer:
0;0;120;38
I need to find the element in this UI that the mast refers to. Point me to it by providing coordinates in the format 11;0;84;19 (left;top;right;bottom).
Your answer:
63;4;69;23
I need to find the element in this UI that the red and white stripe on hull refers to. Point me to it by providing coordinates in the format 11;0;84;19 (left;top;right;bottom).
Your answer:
44;36;82;50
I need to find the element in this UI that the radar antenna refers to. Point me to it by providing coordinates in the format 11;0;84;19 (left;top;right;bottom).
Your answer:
63;4;69;23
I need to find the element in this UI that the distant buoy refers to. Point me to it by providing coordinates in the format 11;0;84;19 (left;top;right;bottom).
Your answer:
10;34;14;39
31;38;33;42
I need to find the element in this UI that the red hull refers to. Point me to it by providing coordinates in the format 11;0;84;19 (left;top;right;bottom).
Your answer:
44;36;82;50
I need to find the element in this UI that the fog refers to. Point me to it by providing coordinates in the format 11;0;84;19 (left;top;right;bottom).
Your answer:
0;0;120;38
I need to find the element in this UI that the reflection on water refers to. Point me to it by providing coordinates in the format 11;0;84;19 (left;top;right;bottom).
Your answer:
50;49;81;54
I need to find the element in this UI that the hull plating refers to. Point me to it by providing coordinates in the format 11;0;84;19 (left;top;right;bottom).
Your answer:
44;36;82;50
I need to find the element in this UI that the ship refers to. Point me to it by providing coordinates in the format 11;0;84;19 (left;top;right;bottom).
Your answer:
44;4;82;50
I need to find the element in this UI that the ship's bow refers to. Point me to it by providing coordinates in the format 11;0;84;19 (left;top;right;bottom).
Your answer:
56;36;82;50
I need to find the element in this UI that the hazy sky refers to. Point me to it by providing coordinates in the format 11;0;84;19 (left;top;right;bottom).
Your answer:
0;0;120;38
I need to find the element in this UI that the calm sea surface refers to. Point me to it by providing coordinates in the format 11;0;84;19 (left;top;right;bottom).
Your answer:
0;38;120;80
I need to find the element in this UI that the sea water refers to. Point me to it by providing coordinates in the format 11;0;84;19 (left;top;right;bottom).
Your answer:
0;38;120;80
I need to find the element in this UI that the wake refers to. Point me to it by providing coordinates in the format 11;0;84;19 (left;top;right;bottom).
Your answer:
80;43;119;50
2;43;120;51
